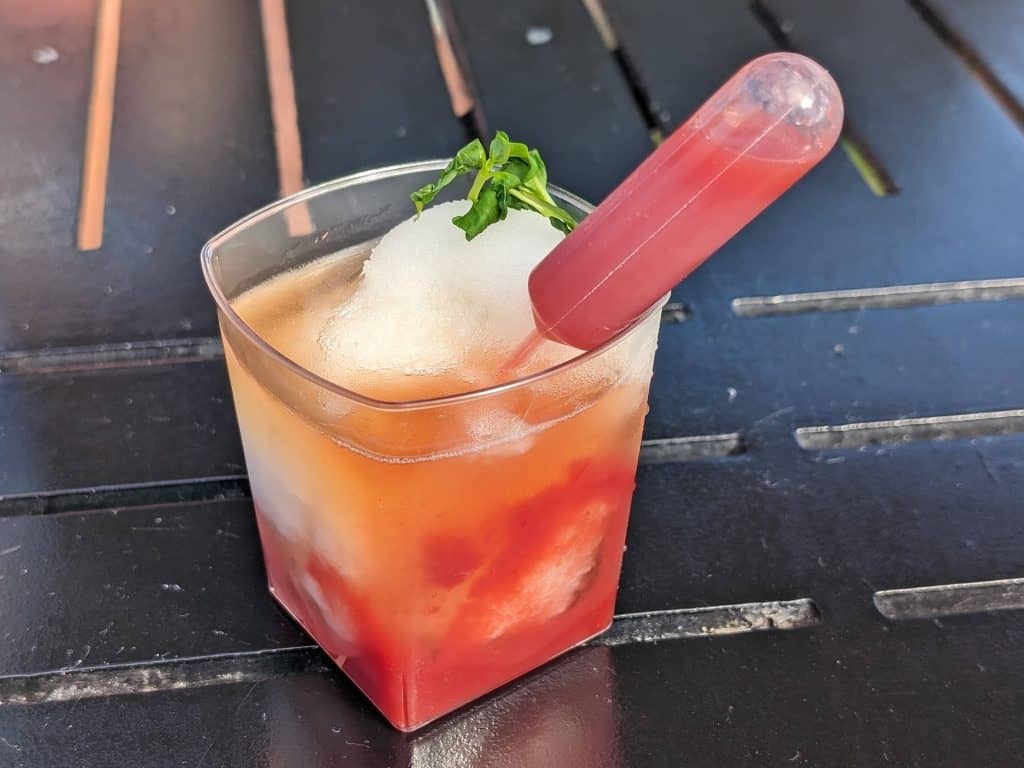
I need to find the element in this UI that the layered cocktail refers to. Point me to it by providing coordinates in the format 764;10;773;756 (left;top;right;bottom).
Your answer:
203;166;662;731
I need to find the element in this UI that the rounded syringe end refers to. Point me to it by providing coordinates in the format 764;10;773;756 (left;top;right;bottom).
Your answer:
700;52;844;165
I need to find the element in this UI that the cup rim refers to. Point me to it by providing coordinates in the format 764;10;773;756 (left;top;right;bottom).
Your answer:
201;159;666;412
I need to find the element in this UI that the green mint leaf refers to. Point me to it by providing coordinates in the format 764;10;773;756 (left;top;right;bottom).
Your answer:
549;217;573;234
508;187;577;233
413;131;577;237
488;157;530;189
528;149;546;184
452;179;508;240
410;183;443;215
487;170;522;189
524;150;557;205
506;140;531;162
455;138;487;169
410;138;486;214
488;131;510;165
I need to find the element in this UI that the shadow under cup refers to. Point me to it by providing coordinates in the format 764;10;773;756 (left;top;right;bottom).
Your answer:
201;161;664;731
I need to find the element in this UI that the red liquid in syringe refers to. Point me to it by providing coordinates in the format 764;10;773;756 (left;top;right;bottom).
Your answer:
522;53;844;354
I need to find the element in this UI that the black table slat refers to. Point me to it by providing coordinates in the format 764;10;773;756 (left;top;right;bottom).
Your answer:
928;0;1024;112
286;0;466;184
612;617;1024;767
0;499;306;678
4;432;1022;677
602;0;775;129
0;0;277;351
0;0;468;353
4;616;1024;767
647;299;1024;443
447;0;652;203
623;435;1024;621
767;0;1023;187
0;362;243;498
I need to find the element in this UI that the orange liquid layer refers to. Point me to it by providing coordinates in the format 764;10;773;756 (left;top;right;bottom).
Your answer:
225;256;659;730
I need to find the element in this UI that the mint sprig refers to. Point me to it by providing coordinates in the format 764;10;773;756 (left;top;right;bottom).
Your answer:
411;131;577;240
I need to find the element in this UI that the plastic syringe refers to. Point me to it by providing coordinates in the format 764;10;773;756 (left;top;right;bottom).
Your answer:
520;52;843;356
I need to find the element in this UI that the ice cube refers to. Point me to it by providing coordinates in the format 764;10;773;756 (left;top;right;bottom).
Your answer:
479;496;612;640
317;201;565;389
247;469;309;542
300;572;356;646
464;408;536;455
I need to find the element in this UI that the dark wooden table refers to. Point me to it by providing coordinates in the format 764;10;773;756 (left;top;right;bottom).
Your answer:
3;1;1024;765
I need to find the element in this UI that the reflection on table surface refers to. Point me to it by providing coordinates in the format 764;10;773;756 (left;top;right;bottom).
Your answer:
264;647;619;767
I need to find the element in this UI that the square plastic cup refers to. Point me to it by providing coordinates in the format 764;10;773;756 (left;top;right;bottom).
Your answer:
201;161;665;731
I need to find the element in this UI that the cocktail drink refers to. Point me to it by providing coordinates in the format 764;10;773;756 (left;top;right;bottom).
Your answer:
204;173;662;731
203;52;842;732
